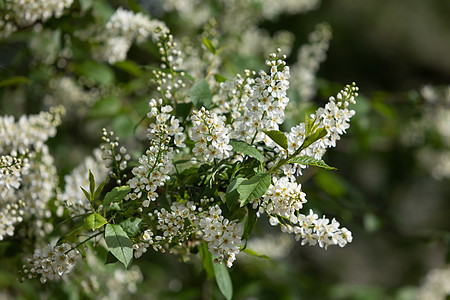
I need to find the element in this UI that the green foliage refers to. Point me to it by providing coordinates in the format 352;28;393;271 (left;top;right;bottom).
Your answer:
104;224;133;269
85;213;107;231
103;186;131;207
229;140;264;163
263;130;288;151
238;173;271;207
189;79;213;109
288;156;336;170
213;261;233;300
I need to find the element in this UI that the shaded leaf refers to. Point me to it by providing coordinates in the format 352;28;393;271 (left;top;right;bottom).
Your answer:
242;207;257;242
226;177;245;210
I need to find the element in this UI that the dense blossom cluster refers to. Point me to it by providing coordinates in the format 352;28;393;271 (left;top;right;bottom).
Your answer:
279;83;358;177
0;107;63;240
127;99;185;206
189;107;232;161
258;177;352;249
21;243;81;284
230;50;290;143
80;7;170;64
0;0;73;38
135;199;243;267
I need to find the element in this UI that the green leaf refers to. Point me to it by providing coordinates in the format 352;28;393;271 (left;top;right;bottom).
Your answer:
288;156;336;170
0;76;29;87
85;213;107;231
94;177;108;201
202;37;216;54
119;218;142;237
243;248;270;260
214;262;233;300
242;207;257;242
229;140;264;163
301;127;328;150
214;74;227;83
226;178;245;210
263;130;288;150
189;79;212;109
199;242;215;279
80;186;90;201
104;224;133;268
114;60;143;77
238;173;271;207
304;113;314;136
74;60;115;85
103;186;131;207
89;170;95;198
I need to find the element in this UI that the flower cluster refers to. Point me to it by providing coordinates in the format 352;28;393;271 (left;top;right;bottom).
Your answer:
0;200;24;241
127;99;185;206
257;176;352;249
230;49;290;143
101;129;131;185
80;7;170;64
0;154;29;193
189;107;232;161
198;204;243;267
0;0;73;39
292;210;353;249
260;176;307;222
0;107;63;241
135;199;243;268
280;83;358;177
20;243;81;284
